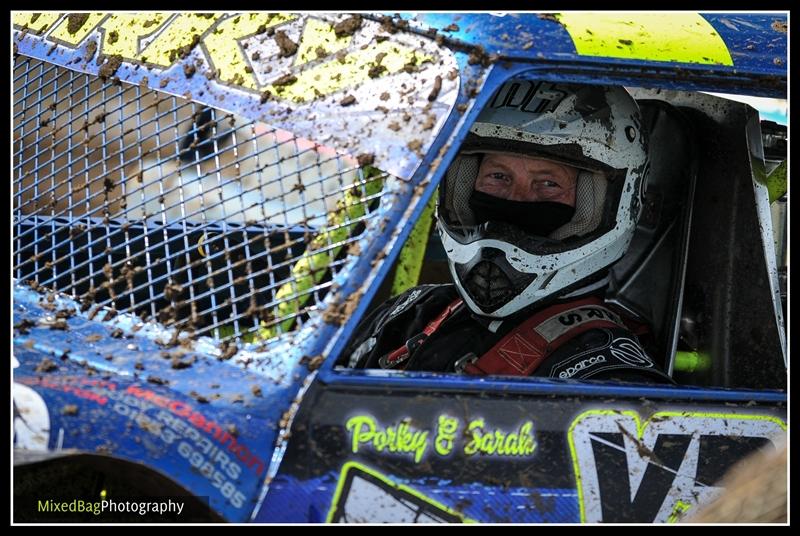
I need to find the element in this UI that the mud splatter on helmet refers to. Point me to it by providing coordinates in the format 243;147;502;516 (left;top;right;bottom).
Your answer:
437;80;649;318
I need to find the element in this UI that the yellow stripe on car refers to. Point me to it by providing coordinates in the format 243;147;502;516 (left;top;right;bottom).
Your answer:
555;12;733;66
202;13;296;90
13;12;61;34
97;13;170;59
15;13;440;105
141;13;223;68
268;40;434;104
294;17;352;66
49;13;107;45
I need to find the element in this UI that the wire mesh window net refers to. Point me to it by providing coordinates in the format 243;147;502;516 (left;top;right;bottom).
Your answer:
13;56;388;343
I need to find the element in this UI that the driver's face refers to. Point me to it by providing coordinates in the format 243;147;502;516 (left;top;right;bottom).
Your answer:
474;153;578;206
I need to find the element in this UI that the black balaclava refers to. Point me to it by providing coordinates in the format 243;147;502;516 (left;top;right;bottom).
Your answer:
468;190;576;237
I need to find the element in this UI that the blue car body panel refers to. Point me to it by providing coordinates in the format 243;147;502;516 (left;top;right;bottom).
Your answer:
14;285;294;521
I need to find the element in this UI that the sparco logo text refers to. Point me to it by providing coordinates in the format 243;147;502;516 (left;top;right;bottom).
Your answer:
559;356;607;379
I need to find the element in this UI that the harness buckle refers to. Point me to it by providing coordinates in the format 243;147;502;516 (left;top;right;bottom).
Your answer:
405;332;428;354
454;352;479;373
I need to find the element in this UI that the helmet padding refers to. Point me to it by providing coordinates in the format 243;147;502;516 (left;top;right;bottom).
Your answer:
549;170;607;240
444;153;481;226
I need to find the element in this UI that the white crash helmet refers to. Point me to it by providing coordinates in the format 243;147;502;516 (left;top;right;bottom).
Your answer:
437;79;649;318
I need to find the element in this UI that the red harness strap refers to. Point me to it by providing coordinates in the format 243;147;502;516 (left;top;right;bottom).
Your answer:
378;298;464;370
379;295;631;376
463;296;627;376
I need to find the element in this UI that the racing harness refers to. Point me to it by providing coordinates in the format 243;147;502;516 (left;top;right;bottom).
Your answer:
378;295;635;376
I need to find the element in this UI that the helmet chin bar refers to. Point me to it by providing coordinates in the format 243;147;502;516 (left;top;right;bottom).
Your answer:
454;247;538;313
439;219;636;318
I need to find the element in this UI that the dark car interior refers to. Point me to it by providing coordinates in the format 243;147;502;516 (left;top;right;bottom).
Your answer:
351;90;787;392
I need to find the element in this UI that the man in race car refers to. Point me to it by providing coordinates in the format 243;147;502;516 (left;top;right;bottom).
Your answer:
343;79;673;384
